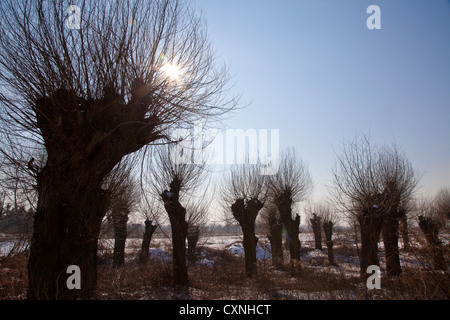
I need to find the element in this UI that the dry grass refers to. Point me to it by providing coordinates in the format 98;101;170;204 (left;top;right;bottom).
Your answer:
1;228;449;300
0;253;28;299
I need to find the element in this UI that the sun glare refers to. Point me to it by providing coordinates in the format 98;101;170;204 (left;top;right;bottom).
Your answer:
162;62;183;81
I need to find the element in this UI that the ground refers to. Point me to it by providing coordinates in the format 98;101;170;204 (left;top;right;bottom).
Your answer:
1;229;449;300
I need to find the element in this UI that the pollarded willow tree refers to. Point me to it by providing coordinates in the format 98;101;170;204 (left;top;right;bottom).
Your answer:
377;145;419;276
137;197;161;264
305;202;339;265
267;148;313;263
416;191;448;270
433;188;450;228
103;158;139;268
261;203;284;270
331;136;419;279
146;144;208;293
331;136;384;279
185;197;211;264
221;164;267;277
0;0;236;299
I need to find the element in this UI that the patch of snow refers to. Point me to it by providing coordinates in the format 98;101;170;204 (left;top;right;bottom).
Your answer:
0;240;18;257
227;243;245;256
256;243;271;260
149;248;172;262
303;249;327;260
226;242;272;260
198;258;214;267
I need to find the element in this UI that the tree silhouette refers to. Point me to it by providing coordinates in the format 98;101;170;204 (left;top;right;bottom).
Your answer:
147;144;208;293
0;0;235;299
268;148;312;263
331;136;419;279
221;164;266;277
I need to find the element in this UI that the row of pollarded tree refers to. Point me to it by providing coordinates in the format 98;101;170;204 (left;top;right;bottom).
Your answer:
305;203;338;266
84;137;450;295
220;148;314;277
331;136;448;279
221;136;448;282
139;144;211;294
0;0;447;301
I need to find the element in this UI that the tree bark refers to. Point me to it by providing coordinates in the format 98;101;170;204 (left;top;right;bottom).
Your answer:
231;198;263;278
310;213;322;250
276;191;301;261
267;213;284;270
27;167;109;299
382;210;402;277
358;210;383;281
140;219;157;263
418;216;446;270
323;221;336;266
161;178;189;292
112;210;128;268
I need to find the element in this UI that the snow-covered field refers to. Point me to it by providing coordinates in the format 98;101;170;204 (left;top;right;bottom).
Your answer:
2;230;449;300
3;230;449;276
4;230;448;275
94;232;365;280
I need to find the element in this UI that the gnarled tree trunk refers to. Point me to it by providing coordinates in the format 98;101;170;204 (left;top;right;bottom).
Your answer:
161;178;189;292
323;221;336;266
140;219;157;263
276;191;301;261
267;212;284;270
358;210;383;281
112;210;128;268
231;198;263;278
28;167;109;299
27;85;161;299
382;209;402;276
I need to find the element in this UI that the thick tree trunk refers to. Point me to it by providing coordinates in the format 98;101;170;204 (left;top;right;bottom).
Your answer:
418;216;446;270
284;216;301;261
231;198;263;278
323;221;336;266
358;210;383;281
161;178;188;293
310;214;322;250
187;226;200;264
276;192;301;261
112;210;128;268
382;212;402;277
267;213;284;270
28;86;161;299
242;226;258;277
140;219;157;263
27;167;109;299
169;210;188;291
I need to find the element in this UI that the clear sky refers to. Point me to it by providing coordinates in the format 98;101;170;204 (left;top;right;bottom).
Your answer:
194;0;450;202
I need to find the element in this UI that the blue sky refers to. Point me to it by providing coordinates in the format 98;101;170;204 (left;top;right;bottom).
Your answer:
194;0;450;202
